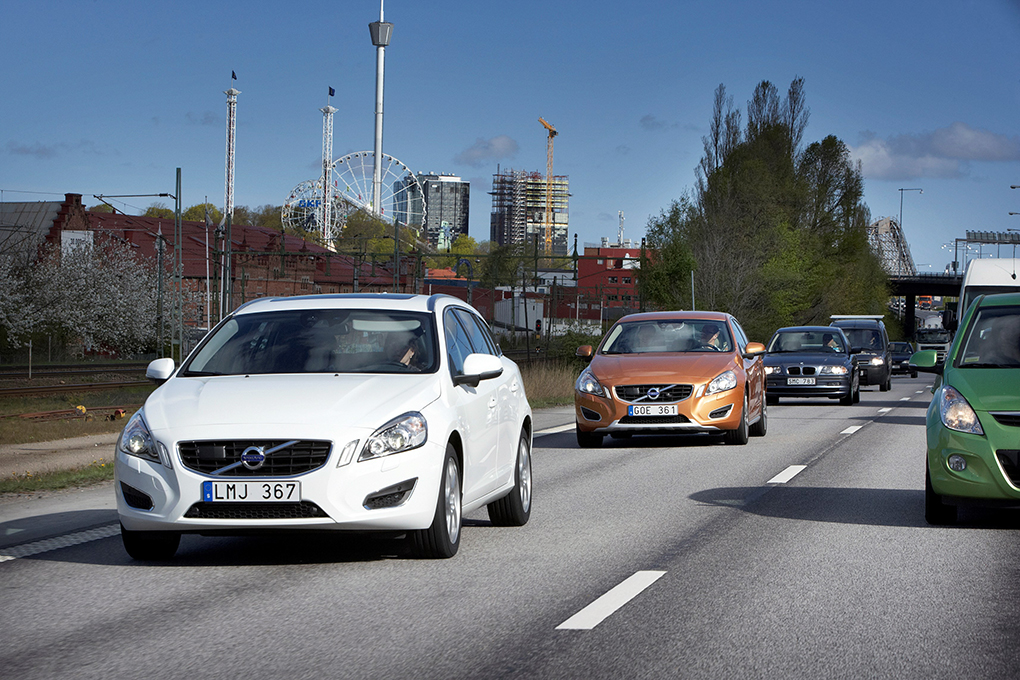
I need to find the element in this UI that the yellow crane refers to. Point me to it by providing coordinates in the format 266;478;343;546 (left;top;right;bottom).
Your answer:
538;117;557;254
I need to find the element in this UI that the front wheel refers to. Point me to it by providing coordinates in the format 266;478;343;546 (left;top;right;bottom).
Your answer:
749;394;767;437
925;465;958;526
487;429;532;527
725;394;749;445
411;445;462;558
121;524;180;561
576;426;604;449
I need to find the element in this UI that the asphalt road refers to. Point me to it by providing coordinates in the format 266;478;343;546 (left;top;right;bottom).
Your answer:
3;375;1019;679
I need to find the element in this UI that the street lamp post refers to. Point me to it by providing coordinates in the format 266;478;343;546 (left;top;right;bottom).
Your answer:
898;187;923;277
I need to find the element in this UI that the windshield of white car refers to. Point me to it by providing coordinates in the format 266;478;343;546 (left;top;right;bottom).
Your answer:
601;320;733;354
181;309;438;375
957;307;1020;369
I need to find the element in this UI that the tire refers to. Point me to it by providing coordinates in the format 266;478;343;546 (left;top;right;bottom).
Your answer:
911;370;918;379
749;394;767;437
725;394;749;445
766;394;779;406
576;426;604;449
839;388;854;406
925;465;957;526
411;445;462;558
487;429;532;527
880;374;891;392
121;524;181;561
852;381;860;404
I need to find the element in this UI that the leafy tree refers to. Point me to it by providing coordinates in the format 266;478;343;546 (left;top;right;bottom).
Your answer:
89;203;115;213
144;202;174;219
182;203;223;225
642;78;885;341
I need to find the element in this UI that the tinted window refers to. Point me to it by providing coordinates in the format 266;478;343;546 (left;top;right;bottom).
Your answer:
602;319;733;354
183;309;437;375
958;306;1020;368
444;309;476;376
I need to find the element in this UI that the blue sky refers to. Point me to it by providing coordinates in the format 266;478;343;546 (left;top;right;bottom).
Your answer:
3;0;1019;272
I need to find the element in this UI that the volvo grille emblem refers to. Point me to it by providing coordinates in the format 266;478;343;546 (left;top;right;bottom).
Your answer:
240;446;266;470
647;387;661;400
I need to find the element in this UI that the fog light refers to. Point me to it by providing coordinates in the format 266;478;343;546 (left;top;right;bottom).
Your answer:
947;454;967;472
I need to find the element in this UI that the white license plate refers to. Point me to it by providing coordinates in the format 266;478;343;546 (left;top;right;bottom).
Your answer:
628;404;678;416
787;377;816;386
202;480;301;503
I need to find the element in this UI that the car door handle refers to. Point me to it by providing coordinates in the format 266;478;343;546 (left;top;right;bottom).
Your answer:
488;396;498;409
511;379;519;392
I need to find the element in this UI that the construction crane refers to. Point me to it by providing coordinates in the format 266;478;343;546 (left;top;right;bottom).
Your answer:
539;117;557;254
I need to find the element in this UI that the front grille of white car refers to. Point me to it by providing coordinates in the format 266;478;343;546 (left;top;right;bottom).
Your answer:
179;440;332;476
183;501;329;519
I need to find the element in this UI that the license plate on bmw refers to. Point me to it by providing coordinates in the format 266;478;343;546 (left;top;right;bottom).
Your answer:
628;404;678;416
787;377;815;385
202;480;300;502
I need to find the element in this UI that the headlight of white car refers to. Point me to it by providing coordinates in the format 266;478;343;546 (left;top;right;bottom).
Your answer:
360;412;428;461
575;366;606;397
937;386;984;436
706;370;737;395
819;365;848;375
118;409;172;468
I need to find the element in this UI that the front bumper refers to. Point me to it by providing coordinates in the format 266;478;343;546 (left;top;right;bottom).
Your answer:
574;385;743;435
115;437;446;533
765;375;851;399
926;408;1020;505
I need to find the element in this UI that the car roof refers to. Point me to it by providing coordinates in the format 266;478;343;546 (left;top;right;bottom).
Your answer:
974;292;1020;308
772;326;846;334
830;318;885;328
616;310;731;324
231;293;472;316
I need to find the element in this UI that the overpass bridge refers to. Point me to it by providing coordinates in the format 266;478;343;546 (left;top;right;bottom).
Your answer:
888;272;961;331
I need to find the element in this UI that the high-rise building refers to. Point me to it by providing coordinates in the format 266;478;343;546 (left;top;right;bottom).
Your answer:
489;168;569;255
394;173;470;250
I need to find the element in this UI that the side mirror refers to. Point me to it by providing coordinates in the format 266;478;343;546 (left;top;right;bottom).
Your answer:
453;353;504;388
909;350;943;375
943;309;957;332
743;341;766;359
576;345;594;359
146;357;176;384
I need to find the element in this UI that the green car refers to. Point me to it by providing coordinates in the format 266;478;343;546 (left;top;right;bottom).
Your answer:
911;292;1020;525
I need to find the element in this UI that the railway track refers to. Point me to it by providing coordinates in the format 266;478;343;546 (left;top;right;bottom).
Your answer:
0;381;151;398
0;364;148;380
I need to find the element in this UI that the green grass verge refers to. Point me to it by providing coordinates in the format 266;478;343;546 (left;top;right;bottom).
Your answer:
0;460;115;495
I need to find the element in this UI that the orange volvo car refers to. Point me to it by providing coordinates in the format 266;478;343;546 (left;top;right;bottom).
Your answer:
574;311;768;448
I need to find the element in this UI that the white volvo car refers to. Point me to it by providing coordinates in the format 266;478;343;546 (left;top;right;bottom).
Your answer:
115;293;533;560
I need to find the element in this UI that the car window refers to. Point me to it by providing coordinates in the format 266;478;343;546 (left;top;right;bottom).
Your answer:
444;309;476;376
730;319;749;351
602;320;733;354
453;308;498;356
183;309;437;375
841;328;883;351
958;307;1020;368
769;331;845;353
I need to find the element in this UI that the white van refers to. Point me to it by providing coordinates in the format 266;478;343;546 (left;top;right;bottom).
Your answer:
947;258;1020;331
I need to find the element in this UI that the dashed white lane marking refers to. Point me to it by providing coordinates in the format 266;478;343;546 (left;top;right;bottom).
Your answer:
916;390;925;394
878;408;892;414
0;524;119;563
556;570;666;630
900;397;911;401
536;423;576;436
766;465;807;484
840;425;864;435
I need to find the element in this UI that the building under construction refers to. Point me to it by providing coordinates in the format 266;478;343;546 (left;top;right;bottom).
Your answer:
489;169;569;255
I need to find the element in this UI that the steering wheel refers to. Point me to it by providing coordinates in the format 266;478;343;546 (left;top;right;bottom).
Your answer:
695;344;721;351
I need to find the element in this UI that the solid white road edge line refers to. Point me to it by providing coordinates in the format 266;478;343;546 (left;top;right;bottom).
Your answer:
556;570;667;630
536;423;576;436
0;523;119;563
840;425;864;435
766;465;807;485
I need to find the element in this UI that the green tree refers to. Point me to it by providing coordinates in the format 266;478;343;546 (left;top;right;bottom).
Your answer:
642;78;885;341
182;203;223;225
144;202;174;219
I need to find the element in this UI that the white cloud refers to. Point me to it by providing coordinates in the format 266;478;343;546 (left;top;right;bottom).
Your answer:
850;122;1020;180
454;135;519;167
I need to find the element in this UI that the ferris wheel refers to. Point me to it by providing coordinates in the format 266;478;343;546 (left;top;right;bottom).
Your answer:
332;152;426;233
281;177;352;243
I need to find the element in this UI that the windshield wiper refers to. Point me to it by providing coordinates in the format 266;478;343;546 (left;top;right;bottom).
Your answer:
182;370;223;376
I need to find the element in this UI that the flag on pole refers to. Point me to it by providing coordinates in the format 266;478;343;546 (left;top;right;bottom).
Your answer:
231;70;237;80
329;86;335;97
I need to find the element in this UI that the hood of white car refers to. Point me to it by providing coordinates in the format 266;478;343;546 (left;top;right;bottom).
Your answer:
142;373;442;438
